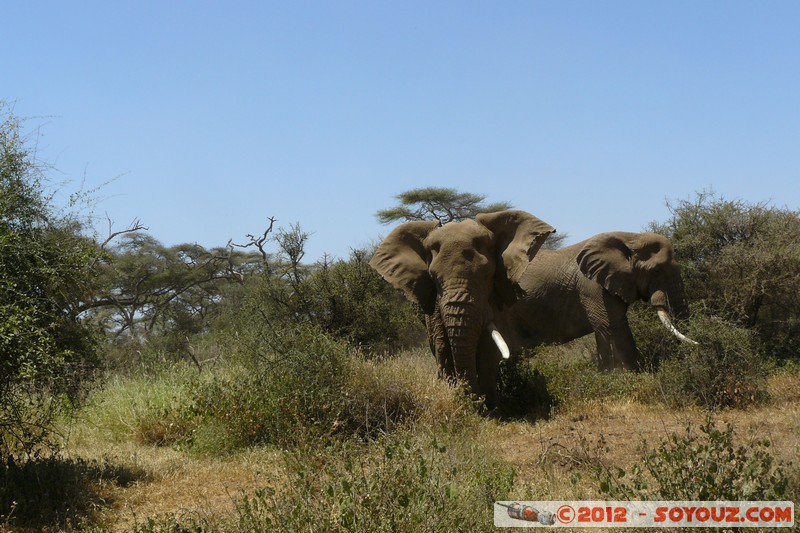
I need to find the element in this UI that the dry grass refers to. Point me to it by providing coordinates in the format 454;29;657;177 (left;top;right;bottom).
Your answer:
25;357;800;531
59;427;283;530
491;369;800;505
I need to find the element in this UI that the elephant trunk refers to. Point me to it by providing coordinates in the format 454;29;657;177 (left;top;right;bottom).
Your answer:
442;309;482;394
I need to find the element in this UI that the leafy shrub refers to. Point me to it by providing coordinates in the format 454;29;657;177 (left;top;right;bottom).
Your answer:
626;302;684;370
494;357;553;420
526;339;656;407
652;191;800;360
598;416;791;501
235;429;515;532
185;319;351;451
304;249;425;354
1;104;101;456
655;313;768;409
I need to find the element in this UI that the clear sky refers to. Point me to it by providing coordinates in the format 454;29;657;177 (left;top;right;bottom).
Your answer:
4;1;799;261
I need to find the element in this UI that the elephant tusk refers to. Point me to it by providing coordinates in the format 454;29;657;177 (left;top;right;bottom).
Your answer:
488;322;511;359
657;309;699;345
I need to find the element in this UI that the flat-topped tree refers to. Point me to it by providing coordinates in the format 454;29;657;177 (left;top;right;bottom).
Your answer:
376;187;512;225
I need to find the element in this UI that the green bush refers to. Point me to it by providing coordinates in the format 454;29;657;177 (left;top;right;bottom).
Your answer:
1;104;101;456
304;249;425;354
235;429;515;532
527;339;656;407
598;416;791;501
626;302;684;371
652;192;800;360
494;357;553;420
655;313;768;409
184;320;351;451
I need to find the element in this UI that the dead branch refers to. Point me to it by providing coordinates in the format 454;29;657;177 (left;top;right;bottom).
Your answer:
100;215;148;251
230;216;276;262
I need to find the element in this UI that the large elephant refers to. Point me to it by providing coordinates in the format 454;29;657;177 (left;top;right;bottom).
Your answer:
504;231;696;370
369;210;555;406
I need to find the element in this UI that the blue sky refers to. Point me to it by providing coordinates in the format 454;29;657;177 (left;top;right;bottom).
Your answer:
4;1;799;261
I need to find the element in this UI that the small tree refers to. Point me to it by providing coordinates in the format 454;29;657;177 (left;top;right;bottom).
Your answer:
376;187;513;225
0;103;103;455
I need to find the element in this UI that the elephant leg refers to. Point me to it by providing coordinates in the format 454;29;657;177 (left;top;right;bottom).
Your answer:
608;314;639;370
588;293;639;371
604;294;639;370
593;331;614;371
476;333;502;409
582;290;615;371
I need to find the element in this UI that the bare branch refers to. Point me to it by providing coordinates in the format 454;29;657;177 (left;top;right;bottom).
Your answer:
230;216;276;262
100;214;148;251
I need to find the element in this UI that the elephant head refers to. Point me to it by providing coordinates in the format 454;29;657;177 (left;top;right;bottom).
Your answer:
576;232;696;344
370;210;555;401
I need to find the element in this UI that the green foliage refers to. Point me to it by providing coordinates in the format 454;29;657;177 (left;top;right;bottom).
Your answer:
626;302;680;370
78;366;200;447
652;191;800;360
235;430;515;532
184;319;351;451
87;233;255;346
527;339;657;407
217;240;424;355
376;186;513;224
598;416;790;501
655;313;768;409
304;248;424;353
494;357;553;420
0;104;101;456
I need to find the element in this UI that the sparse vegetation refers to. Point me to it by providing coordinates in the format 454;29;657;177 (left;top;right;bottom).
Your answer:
598;415;791;501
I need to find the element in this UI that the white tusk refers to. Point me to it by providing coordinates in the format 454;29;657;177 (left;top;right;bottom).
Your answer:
657;309;699;345
488;322;511;359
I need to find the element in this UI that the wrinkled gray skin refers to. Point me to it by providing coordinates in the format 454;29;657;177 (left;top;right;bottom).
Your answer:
504;231;690;370
370;211;555;406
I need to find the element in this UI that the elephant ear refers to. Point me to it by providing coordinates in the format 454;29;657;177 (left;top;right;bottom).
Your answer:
369;220;439;314
476;210;556;305
576;233;638;303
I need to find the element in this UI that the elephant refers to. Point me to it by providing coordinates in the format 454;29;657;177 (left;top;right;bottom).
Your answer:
369;210;555;406
503;231;697;371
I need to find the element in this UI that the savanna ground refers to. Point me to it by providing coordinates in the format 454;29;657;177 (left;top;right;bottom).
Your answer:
7;335;799;532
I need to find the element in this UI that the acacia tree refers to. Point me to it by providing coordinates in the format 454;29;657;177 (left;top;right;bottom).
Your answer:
376;187;513;225
80;233;259;342
376;186;566;248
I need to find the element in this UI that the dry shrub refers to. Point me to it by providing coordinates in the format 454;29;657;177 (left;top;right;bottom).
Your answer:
339;349;481;438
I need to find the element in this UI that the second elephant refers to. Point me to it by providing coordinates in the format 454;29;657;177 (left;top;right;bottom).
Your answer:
505;231;696;370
